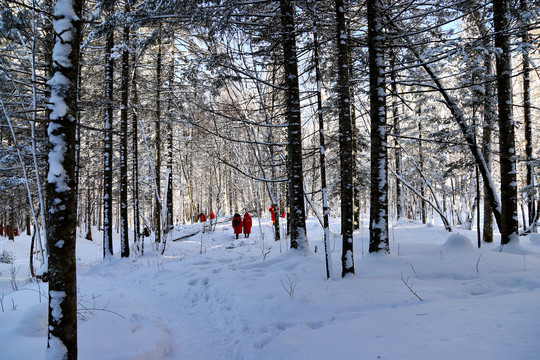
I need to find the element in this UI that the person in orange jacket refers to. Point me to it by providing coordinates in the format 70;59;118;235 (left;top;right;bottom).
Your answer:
232;213;243;239
243;212;252;238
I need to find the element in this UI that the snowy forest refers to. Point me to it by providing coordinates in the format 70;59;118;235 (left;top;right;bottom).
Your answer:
1;0;540;358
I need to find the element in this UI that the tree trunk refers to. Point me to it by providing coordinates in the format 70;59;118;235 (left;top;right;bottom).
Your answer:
335;0;355;276
166;43;174;236
132;57;142;254
119;16;130;258
368;0;389;253
391;59;403;220
267;62;280;241
85;188;92;241
8;203;14;241
103;28;114;258
26;213;31;236
418;120;426;224
46;0;82;356
494;0;518;245
521;0;534;231
482;53;495;243
154;31;162;244
279;0;307;250
311;0;333;279
348;26;360;231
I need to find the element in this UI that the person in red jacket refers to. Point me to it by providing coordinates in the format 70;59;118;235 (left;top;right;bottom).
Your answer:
232;213;243;239
243;212;252;238
209;211;215;231
269;206;275;224
199;213;207;232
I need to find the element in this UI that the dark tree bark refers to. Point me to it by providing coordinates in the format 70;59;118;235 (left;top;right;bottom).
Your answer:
468;0;496;244
279;0;307;250
166;44;174;239
368;0;389;253
103;28;114;258
132;58;142;254
8;203;14;241
85;188;92;240
390;59;403;219
348;26;360;231
494;0;518;245
154;32;162;245
521;0;534;230
335;0;355;275
482;53;495;243
26;213;31;236
120;14;130;258
418;119;426;224
46;0;82;357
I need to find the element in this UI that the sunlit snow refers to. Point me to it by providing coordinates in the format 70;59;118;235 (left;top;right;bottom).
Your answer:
1;216;539;359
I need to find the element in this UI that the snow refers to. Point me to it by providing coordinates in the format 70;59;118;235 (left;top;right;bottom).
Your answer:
1;217;540;359
49;290;65;321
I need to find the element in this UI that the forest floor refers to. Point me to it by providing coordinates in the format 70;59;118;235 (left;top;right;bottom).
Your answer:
1;216;540;359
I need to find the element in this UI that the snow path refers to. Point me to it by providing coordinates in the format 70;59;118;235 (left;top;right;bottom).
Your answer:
2;219;540;359
78;230;277;360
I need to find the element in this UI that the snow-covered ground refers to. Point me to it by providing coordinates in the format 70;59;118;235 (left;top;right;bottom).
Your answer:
1;216;539;360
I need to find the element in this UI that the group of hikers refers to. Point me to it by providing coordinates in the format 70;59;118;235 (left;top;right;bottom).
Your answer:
232;212;252;239
198;211;216;232
199;207;285;239
198;210;252;238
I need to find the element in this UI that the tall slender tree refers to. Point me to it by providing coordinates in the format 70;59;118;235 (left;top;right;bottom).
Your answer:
310;0;333;279
119;3;130;258
154;29;162;245
390;58;403;220
279;0;307;250
494;0;518;245
520;0;534;231
368;0;389;253
46;0;83;356
103;25;114;258
132;54;142;254
335;0;355;275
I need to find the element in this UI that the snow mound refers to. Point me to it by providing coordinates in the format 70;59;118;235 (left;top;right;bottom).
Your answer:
529;233;540;246
441;233;473;250
16;303;47;337
496;239;536;255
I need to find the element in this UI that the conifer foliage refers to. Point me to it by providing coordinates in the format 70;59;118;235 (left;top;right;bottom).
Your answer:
0;0;538;356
